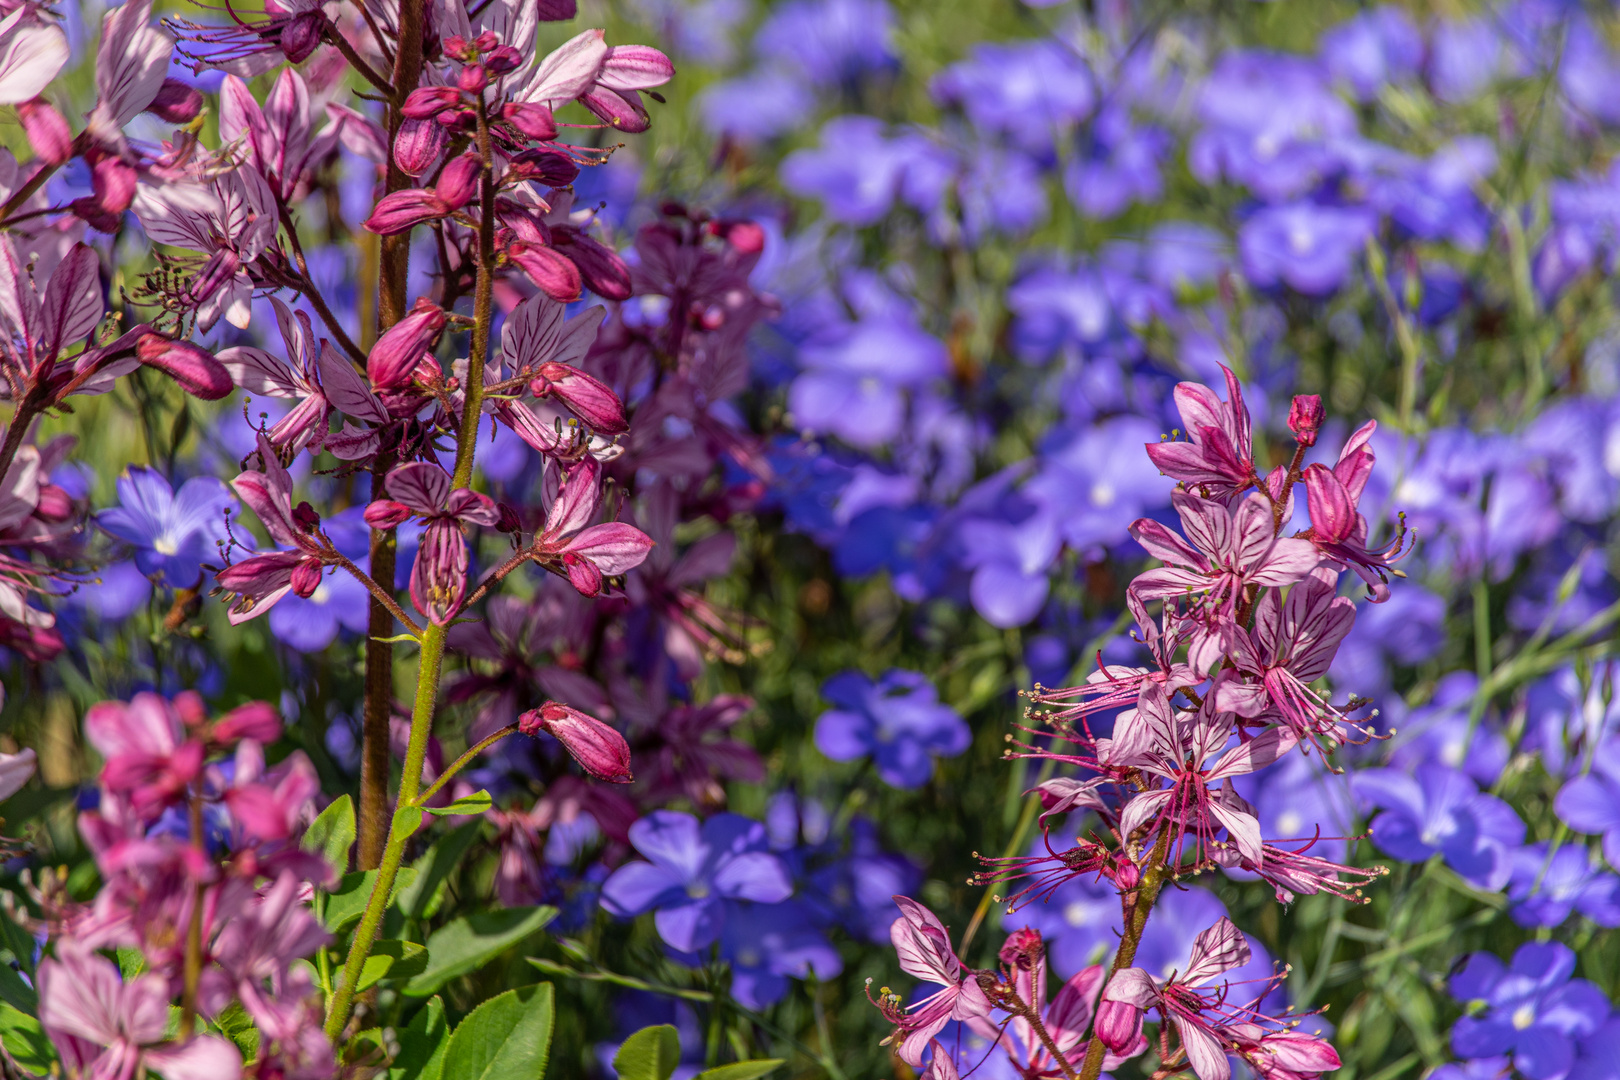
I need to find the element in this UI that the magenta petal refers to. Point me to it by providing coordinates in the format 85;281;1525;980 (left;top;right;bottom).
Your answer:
566;522;654;575
363;189;451;235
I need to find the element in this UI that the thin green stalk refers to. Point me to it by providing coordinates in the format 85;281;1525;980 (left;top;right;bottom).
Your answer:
417;723;519;804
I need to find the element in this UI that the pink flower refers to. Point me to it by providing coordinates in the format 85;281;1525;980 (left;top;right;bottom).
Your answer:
38;943;241;1080
134;334;234;400
1300;420;1410;602
131;167;278;331
532;458;654;597
885;896;990;1066
0;10;69;106
487;293;617;454
220;69;386;201
84;692;206;819
367;462;499;624
367;297;446;390
1129;491;1320;615
1144;367;1257;499
518;700;632;783
216;434;336;623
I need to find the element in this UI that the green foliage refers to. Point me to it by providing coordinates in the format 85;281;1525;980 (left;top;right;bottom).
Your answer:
693;1062;785;1080
0;1002;54;1074
398;821;482;921
356;939;430;992
303;794;356;876
404;907;556;996
440;983;555;1080
612;1024;683;1080
323;867;420;933
389;997;450;1080
425;790;492;816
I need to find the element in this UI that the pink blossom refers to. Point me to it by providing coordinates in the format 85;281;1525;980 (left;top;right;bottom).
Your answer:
518;700;633;782
1144;367;1257;499
885;896;990;1066
1129;491;1320;614
0;9;69;106
532;457;654;597
1300;420;1410;601
84;691;206;819
131;167;278;331
367;462;499;624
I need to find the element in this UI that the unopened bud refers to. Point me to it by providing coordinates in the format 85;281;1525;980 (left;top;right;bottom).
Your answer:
502;102;558;141
997;927;1042;968
457;63;488;94
393;118;447;178
137;334;232;400
1288;395;1325;447
485;44;522;73
495;502;521;534
1111;851;1140;891
146;79;204;124
292;501;321;531
18;99;72;166
33;484;73;523
367;297;446;389
507;148;578;186
1095;999;1143;1054
363;499;414;530
289;560;323;598
401;86;462;121
280;11;324;63
434;153;482;211
517;701;632;783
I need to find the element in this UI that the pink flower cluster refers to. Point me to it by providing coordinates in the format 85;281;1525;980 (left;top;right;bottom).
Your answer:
874;374;1403;1080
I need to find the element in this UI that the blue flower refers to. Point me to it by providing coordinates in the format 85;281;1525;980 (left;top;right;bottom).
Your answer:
1507;842;1620;929
1319;7;1422;101
932;39;1095;153
1450;942;1610;1080
753;0;896;88
266;508;372;653
1238;202;1376;296
712;900;843;1009
98;467;236;588
813;669;969;788
1352;764;1524;890
1556;738;1620;869
600;811;793;952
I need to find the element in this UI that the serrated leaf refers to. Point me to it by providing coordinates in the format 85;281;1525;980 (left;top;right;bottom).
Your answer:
399;821;482;920
303;794;355;877
323;867;420;933
694;1061;784;1080
440;983;553;1080
390;997;449;1080
356;939;429;992
612;1025;681;1080
403;906;555;996
425;789;492;816
0;1002;53;1073
214;1002;261;1060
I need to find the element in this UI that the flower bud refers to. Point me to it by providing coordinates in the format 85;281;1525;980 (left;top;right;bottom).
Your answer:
507;148;578;186
289;559;323;597
434;153;482;211
457;63;488;94
441;34;469;59
18;99;71;166
1288;394;1325;447
552;228;632;301
532;362;627;434
367;297;446;390
502;102;558;141
393;118;447;178
485;44;522;73
363;189;451;236
998;927;1042;969
146;79;204;124
495;502;521;534
710;218;765;255
293;501;321;531
517;701;632;783
92;155;138;215
506;241;583;302
33;484;72;523
136;334;233;400
212;701;282;745
402;86;462;121
1095;999;1143;1054
363;499;414;529
280;10;324;63
471;30;498;52
1111;851;1140;891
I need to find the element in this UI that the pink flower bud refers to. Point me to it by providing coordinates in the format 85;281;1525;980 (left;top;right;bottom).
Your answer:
434;153;482;211
280;10;324;63
136;334;232;400
363;189;452;235
507;241;583;302
146;79;204;124
998;927;1042;967
367;297;446;390
531;362;627;434
293;501;321;531
363;499;414;529
507;148;578;186
502;102;559;141
441;35;469;59
18;99;71;166
457;64;487;93
517;701;632;783
402;86;462;120
393;118;447;177
485;45;522;73
552;229;631;301
1095;999;1143;1054
92;156;137;215
471;30;498;52
1288;394;1325;447
710;218;765;255
212;701;282;745
1111;851;1140;891
33;484;72;523
290;560;323;597
495;502;521;533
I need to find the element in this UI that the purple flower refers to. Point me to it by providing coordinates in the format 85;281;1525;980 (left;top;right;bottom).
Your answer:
1319;7;1423;101
1451;943;1610;1080
753;0;896;88
956;506;1060;628
1352;764;1524;890
600;811;793;952
1507;843;1620;929
932;39;1095;152
1428;17;1506;103
711;900;843;1009
789;314;949;447
98;467;235;588
1026;415;1172;553
1063;108;1169;220
1556;738;1620;869
1238;202;1375;296
814;669;969;788
1328;584;1445;698
697;68;814;140
781;117;952;227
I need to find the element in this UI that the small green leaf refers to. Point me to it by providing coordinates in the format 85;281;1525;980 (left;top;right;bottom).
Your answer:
390;997;450;1080
424;789;492;816
303;794;356;876
612;1025;682;1080
440;983;554;1080
214;1002;261;1061
403;907;555;996
391;805;425;846
0;961;35;1014
323;867;420;933
356;939;429;992
0;1001;55;1073
693;1061;785;1080
399;821;482;920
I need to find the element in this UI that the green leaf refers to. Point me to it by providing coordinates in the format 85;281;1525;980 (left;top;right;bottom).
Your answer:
693;1062;784;1080
303;794;355;876
425;789;492;816
0;960;35;1014
213;1002;261;1061
391;805;425;846
0;1002;55;1073
403;906;556;996
389;997;449;1080
0;910;35;977
323;867;420;933
355;939;429;992
440;983;554;1080
612;1025;682;1080
399;821;482;920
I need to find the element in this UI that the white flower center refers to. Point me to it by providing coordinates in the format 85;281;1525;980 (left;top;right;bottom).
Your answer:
1288;224;1315;255
153;535;180;556
1091;481;1116;508
1512;1004;1536;1030
1276;810;1303;836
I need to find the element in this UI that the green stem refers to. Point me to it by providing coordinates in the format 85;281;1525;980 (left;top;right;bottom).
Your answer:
417;723;518;805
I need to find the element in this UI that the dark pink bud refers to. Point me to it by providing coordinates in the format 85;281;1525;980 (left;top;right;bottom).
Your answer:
998;927;1042;968
364;189;451;235
289;559;323;597
18;99;71;166
367;297;445;389
495;502;521;534
485;45;522;73
393;118;447;178
501;102;557;141
441;35;469;59
532;362;626;434
562;550;603;596
70;196;120;233
507;241;582;302
212;701;282;745
146;79;204;124
33;484;72;523
136;334;232;400
553;229;631;301
1111;851;1140;891
517;701;632;783
280;10;325;63
434;153;482;211
175;691;209;729
457;64;487;93
507;148;578;186
402;86;462;120
471;31;498;52
364;499;414;529
92;156;137;215
1095;999;1143;1054
711;218;765;255
1288;394;1325;447
293;501;321;531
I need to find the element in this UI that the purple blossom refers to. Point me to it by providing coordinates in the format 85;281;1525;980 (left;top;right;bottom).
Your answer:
98;468;235;588
788;313;949;447
600;811;794;952
1451;943;1610;1080
814;669;969;788
1507;842;1620;929
1238;202;1375;296
710;900;843;1009
932;39;1095;152
1352;764;1524;890
753;0;896;88
1319;7;1423;101
1555;737;1620;870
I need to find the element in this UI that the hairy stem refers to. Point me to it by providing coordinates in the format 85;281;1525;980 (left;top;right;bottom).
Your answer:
358;452;398;869
178;791;205;1039
416;723;519;805
331;547;420;637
